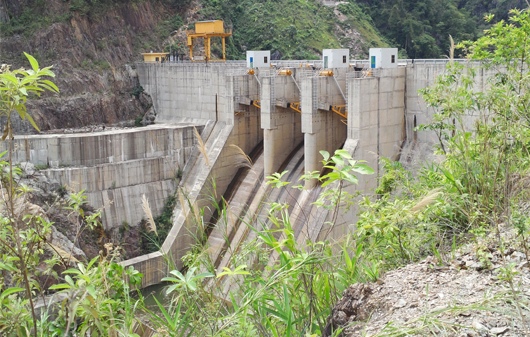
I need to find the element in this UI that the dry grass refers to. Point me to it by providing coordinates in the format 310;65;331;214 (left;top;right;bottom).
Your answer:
229;144;253;167
142;194;157;236
193;200;202;230
194;126;210;168
445;34;455;62
410;189;442;213
178;189;191;230
47;243;79;264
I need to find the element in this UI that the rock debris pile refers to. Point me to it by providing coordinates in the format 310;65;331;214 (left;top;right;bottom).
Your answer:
328;229;530;336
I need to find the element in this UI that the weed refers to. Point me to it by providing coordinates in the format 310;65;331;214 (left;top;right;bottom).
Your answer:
93;60;110;71
119;221;129;235
96;40;106;51
130;85;144;99
57;185;68;198
175;167;183;180
140;193;176;254
134;115;143;127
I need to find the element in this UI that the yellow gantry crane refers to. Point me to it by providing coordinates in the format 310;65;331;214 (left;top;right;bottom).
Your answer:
186;20;232;61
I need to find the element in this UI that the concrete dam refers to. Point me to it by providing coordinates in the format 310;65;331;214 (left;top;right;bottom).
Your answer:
1;58;494;288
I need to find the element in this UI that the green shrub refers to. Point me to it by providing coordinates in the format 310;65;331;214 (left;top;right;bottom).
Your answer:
56;185;68;198
134;115;144;127
130;85;144;99
34;164;49;170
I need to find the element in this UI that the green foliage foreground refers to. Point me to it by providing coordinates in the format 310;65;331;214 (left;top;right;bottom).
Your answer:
2;9;530;337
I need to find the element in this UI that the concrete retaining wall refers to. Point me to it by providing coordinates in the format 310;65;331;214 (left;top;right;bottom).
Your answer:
0;124;198;167
1;124;202;229
348;68;406;182
137;63;246;123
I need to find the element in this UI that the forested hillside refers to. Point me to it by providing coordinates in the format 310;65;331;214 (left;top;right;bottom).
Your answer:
358;0;528;58
196;0;387;59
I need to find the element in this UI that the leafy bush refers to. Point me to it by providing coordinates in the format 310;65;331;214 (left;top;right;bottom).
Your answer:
130;85;144;99
134;115;144;127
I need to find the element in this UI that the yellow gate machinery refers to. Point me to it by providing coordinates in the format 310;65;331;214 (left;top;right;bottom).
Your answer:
186;20;232;62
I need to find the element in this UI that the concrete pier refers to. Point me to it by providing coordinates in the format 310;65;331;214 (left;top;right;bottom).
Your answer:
301;72;348;188
260;75;303;178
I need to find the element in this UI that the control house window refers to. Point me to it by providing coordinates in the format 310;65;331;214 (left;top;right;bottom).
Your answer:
264;56;268;64
391;55;395;63
343;55;347;63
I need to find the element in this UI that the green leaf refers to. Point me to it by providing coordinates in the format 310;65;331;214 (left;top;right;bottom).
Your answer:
24;52;39;72
0;287;25;300
41;80;59;92
193;272;214;280
352;164;375;175
165;283;181;295
0;73;19;85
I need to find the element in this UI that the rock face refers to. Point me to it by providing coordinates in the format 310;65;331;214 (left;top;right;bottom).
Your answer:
0;0;172;134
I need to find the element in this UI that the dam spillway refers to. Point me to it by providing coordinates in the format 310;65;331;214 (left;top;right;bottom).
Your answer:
2;59;492;288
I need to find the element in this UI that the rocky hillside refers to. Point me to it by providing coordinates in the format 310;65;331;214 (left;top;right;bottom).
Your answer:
0;0;186;133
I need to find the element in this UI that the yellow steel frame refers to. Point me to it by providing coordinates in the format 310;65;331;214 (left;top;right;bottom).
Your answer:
187;30;232;62
288;102;301;113
331;105;347;118
252;100;261;109
288;102;346;117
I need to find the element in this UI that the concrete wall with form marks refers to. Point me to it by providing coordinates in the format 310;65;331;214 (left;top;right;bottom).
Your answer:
0;124;202;229
404;62;496;146
136;62;248;123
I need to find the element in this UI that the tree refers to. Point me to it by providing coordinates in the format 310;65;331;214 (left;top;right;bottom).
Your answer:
0;53;59;336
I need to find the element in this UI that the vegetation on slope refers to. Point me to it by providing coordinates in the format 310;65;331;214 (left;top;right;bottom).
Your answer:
358;0;528;58
198;0;387;59
2;0;528;64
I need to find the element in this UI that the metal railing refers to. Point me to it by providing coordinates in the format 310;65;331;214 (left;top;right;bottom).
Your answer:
350;58;476;66
141;60;246;65
346;68;382;78
141;58;482;68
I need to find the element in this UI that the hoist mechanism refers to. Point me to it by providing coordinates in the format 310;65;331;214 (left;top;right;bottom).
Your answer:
278;69;292;76
287;102;301;113
331;105;347;118
319;70;334;76
186;20;232;62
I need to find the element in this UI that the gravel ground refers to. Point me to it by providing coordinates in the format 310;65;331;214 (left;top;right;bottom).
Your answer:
327;227;530;336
